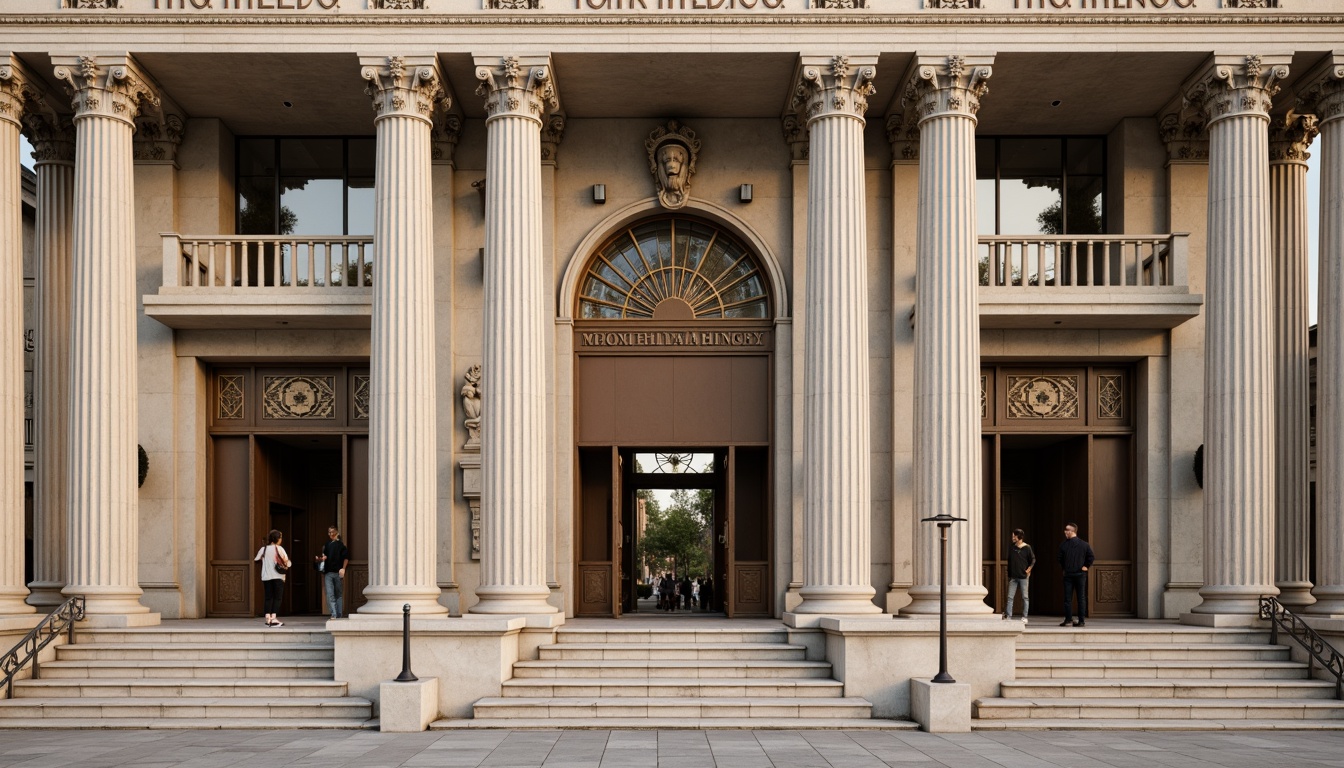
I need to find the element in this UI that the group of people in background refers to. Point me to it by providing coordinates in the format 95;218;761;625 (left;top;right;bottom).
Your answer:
651;573;715;612
1002;523;1096;627
253;526;350;627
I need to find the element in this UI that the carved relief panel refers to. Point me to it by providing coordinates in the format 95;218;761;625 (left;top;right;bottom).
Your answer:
209;366;370;431
982;366;1131;431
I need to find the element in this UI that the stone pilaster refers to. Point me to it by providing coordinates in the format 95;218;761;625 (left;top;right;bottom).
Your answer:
52;54;160;624
0;55;39;616
788;54;882;616
357;55;450;616
899;54;995;616
22;108;76;608
470;55;559;617
1268;111;1318;609
1182;54;1291;622
1299;54;1344;616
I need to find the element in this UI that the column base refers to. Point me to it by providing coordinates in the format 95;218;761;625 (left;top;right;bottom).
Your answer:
0;587;36;617
357;586;449;617
1179;611;1266;628
1275;581;1316;609
1306;587;1344;617
63;585;155;622
462;611;564;629
471;584;559;617
78;611;162;628
791;585;883;616
25;581;67;609
902;585;994;616
1187;584;1276;619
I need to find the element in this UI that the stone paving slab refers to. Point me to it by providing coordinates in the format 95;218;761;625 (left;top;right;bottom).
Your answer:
5;729;1344;767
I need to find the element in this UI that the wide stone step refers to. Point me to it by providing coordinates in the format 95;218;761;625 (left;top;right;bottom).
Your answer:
1014;660;1310;680
973;697;1344;720
12;678;350;699
1014;643;1289;661
1019;628;1270;645
553;630;792;645
972;718;1344;731
82;629;333;646
36;660;335;679
501;677;844;698
432;717;916;730
0;697;373;720
0;718;374;730
537;642;805;661
56;643;334;662
1000;678;1337;699
511;659;834;679
472;696;873;719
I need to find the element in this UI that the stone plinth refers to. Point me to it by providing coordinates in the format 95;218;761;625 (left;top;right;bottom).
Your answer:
910;679;971;733
379;677;439;732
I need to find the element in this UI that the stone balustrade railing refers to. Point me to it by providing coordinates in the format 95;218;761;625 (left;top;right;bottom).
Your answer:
978;233;1188;289
161;233;374;290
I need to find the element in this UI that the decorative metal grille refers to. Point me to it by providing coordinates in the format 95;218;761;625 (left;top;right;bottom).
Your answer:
1006;375;1080;420
980;374;988;419
353;375;370;421
261;376;336;420
578;218;770;320
1098;374;1124;419
217;375;245;420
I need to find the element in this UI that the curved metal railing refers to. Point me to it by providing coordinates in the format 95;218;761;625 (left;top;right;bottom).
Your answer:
1260;594;1344;700
0;596;85;699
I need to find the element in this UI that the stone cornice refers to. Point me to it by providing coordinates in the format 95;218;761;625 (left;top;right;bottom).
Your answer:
1182;53;1292;126
899;53;993;125
51;53;161;127
1268;111;1318;164
360;54;450;125
0;54;45;130
1295;52;1344;128
473;54;557;124
790;54;878;125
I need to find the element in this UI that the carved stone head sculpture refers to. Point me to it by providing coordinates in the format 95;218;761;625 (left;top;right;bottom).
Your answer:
646;120;701;210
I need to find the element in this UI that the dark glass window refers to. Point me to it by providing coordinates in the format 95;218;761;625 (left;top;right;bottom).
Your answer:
977;137;1106;236
236;137;376;236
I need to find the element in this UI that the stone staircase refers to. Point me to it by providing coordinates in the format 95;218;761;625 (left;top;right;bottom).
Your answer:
974;623;1344;729
0;624;374;729
433;625;915;729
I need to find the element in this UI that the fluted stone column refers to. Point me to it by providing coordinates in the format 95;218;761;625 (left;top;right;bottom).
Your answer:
790;54;883;616
1269;112;1318;609
1183;54;1291;622
357;55;450;616
0;56;38;616
52;55;159;623
901;55;995;616
24;110;76;608
1301;55;1344;616
470;55;559;617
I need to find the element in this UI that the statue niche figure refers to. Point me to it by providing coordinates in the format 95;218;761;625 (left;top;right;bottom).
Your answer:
646;120;701;210
461;364;482;450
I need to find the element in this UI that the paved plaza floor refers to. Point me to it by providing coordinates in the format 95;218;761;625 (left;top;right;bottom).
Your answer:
2;729;1344;768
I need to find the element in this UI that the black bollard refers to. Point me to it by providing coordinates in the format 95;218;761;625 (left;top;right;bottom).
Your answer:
395;603;418;682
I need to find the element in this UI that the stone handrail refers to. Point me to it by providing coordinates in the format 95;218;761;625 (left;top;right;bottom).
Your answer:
161;233;374;290
978;233;1188;289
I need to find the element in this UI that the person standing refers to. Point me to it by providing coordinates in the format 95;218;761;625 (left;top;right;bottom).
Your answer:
1004;528;1035;623
1057;523;1095;627
700;576;715;612
254;529;290;627
316;526;349;620
659;572;676;612
681;575;693;610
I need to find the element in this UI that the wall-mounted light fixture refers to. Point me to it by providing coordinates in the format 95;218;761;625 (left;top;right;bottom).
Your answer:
739;184;753;204
592;184;606;205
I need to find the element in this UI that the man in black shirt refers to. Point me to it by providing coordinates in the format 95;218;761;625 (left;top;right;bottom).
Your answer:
1004;528;1035;623
1057;523;1095;627
317;526;350;620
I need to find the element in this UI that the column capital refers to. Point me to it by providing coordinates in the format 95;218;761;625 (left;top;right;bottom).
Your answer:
21;108;76;166
1183;53;1292;126
1269;111;1319;165
885;110;919;164
473;54;558;124
899;53;994;125
431;111;463;166
0;54;46;130
360;55;450;126
132;107;185;166
1295;52;1344;128
790;54;877;126
1159;94;1209;164
780;112;808;163
51;54;161;127
540;112;565;165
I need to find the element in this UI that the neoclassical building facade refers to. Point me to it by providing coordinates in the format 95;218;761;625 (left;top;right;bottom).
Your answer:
1;1;1342;640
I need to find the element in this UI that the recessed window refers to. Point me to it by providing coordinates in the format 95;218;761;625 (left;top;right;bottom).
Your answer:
633;453;716;474
237;137;375;237
976;137;1106;236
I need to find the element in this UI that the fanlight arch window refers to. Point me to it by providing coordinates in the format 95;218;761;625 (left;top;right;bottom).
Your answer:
577;217;771;320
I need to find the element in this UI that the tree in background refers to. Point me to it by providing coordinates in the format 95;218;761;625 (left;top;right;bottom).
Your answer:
638;487;712;578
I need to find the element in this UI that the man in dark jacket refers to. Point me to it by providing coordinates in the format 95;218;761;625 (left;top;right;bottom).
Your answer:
317;526;350;620
1005;528;1035;622
1057;523;1095;627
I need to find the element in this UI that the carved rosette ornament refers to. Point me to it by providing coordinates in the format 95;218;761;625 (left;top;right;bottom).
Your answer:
474;56;557;124
793;55;876;125
53;56;160;127
901;54;992;125
1184;54;1290;127
362;56;450;124
646;120;700;210
1269;112;1319;165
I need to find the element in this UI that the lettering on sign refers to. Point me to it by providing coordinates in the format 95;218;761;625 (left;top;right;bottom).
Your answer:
1012;0;1197;8
579;330;768;348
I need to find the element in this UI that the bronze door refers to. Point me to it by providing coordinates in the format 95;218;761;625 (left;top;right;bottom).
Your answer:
729;446;770;617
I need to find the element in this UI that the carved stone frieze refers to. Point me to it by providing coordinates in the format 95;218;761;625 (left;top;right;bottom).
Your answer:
540;112;565;165
1006;375;1079;420
1268;111;1319;164
0;55;45;130
52;54;160;126
474;55;557;123
1183;54;1291;126
1295;54;1344;128
1224;0;1277;7
792;55;877;125
372;0;426;7
812;0;865;8
780;113;808;162
261;375;336;420
217;374;245;420
487;0;541;8
900;54;992;125
22;109;76;165
361;55;450;123
431;112;462;165
62;0;119;7
646;120;700;210
926;0;980;7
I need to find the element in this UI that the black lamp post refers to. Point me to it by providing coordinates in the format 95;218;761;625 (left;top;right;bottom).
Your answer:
395;603;419;683
921;513;966;684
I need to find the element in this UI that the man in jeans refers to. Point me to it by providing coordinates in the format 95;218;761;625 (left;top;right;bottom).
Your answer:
316;526;350;620
1057;523;1095;627
1004;528;1035;623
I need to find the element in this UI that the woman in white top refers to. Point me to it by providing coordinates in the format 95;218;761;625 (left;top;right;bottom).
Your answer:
254;529;291;627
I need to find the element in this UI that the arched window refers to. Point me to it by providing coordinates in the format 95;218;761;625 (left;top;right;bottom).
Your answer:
577;217;770;320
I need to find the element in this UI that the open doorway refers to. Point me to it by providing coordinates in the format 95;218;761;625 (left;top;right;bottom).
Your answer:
628;452;721;617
